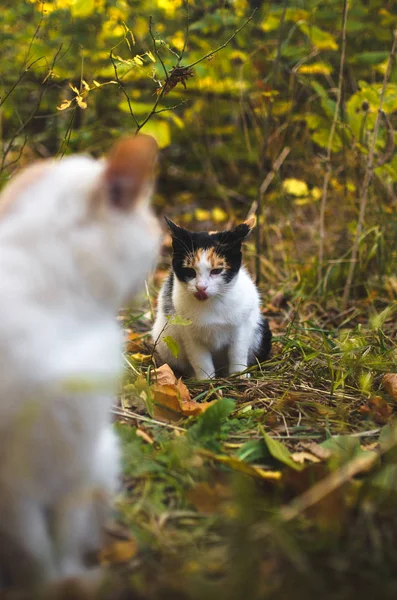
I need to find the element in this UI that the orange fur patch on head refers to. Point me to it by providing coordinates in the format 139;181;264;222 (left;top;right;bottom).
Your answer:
184;248;203;268
206;247;226;269
0;161;51;218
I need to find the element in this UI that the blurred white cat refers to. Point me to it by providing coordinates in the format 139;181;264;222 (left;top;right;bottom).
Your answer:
0;135;160;589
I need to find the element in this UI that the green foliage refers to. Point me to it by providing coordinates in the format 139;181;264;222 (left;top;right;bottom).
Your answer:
188;398;236;450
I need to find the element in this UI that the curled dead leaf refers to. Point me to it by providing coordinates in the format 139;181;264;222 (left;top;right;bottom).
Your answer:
383;373;397;402
150;364;215;422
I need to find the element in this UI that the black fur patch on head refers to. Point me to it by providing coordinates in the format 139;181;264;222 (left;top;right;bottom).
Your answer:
164;217;252;284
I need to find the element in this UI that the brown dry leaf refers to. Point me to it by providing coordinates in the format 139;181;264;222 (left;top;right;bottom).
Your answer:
99;540;137;566
188;482;231;514
150;364;215;422
291;451;321;465
300;441;332;461
125;330;144;353
383;373;397;402
359;395;392;424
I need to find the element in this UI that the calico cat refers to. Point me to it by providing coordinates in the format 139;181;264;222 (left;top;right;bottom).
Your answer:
0;135;160;589
152;217;271;379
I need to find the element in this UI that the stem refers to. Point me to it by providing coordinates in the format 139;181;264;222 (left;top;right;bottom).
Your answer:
318;0;349;291
255;0;288;285
342;30;397;310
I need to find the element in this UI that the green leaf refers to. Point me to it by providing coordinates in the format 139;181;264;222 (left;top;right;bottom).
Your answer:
163;335;180;358
70;0;95;18
260;427;304;471
188;398;236;450
167;315;192;326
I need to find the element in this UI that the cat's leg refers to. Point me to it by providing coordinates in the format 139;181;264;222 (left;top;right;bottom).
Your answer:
184;340;215;380
228;325;253;376
0;493;57;585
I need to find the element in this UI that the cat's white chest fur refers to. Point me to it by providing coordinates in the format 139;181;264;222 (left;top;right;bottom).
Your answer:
152;225;270;379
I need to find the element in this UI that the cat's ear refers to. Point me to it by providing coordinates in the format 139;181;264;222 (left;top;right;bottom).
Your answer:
104;134;158;211
230;217;256;241
164;216;190;239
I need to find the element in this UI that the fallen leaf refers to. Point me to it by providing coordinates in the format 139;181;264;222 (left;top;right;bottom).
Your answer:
125;330;144;353
199;449;282;481
300;441;332;461
383;373;397;402
359;395;392;424
291;451;321;464
150;364;215;421
99;540;137;565
188;482;231;514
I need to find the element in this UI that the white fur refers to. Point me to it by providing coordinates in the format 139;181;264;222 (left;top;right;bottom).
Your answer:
152;258;263;379
0;151;160;586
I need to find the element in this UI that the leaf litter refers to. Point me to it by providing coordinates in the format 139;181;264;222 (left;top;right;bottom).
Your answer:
109;298;397;599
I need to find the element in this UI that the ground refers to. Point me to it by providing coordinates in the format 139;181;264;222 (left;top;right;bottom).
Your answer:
105;263;397;600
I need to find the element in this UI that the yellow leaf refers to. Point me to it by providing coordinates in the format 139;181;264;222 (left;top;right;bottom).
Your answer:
99;540;137;565
282;178;309;197
195;208;211;221
133;55;144;66
81;79;90;91
68;82;79;94
212;207;228;223
146;50;156;63
93;79;101;87
140;120;171;148
129;353;151;362
57;99;72;111
76;96;87;109
298;62;333;75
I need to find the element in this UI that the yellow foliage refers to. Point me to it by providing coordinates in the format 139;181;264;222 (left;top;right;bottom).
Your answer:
298;62;333;75
195;208;211;221
157;0;183;17
171;31;185;51
282;178;309;197
212;207;228;223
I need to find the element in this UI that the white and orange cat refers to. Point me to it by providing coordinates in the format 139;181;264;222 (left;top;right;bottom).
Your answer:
0;135;160;590
152;217;271;379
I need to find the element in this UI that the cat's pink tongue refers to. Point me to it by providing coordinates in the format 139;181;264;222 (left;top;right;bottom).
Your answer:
194;290;209;301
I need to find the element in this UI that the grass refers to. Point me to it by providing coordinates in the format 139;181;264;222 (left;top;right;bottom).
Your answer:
108;270;397;600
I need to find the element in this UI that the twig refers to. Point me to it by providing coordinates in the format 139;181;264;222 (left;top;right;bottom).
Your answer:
185;9;257;69
246;147;290;220
318;0;349;291
342;30;397;310
255;0;288;285
112;406;186;432
110;50;140;129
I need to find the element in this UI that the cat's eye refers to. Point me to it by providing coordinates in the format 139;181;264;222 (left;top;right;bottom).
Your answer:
184;268;196;279
211;268;223;275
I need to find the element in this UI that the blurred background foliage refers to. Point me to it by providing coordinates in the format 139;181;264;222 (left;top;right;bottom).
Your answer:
1;0;397;302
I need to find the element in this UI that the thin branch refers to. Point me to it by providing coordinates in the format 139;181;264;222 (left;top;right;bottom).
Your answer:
154;100;188;114
318;0;349;291
342;30;397;310
0;56;43;109
186;9;257;69
149;16;169;83
255;0;288;285
109;50;140;129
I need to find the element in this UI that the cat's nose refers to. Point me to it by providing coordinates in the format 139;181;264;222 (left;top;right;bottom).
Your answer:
196;283;208;292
